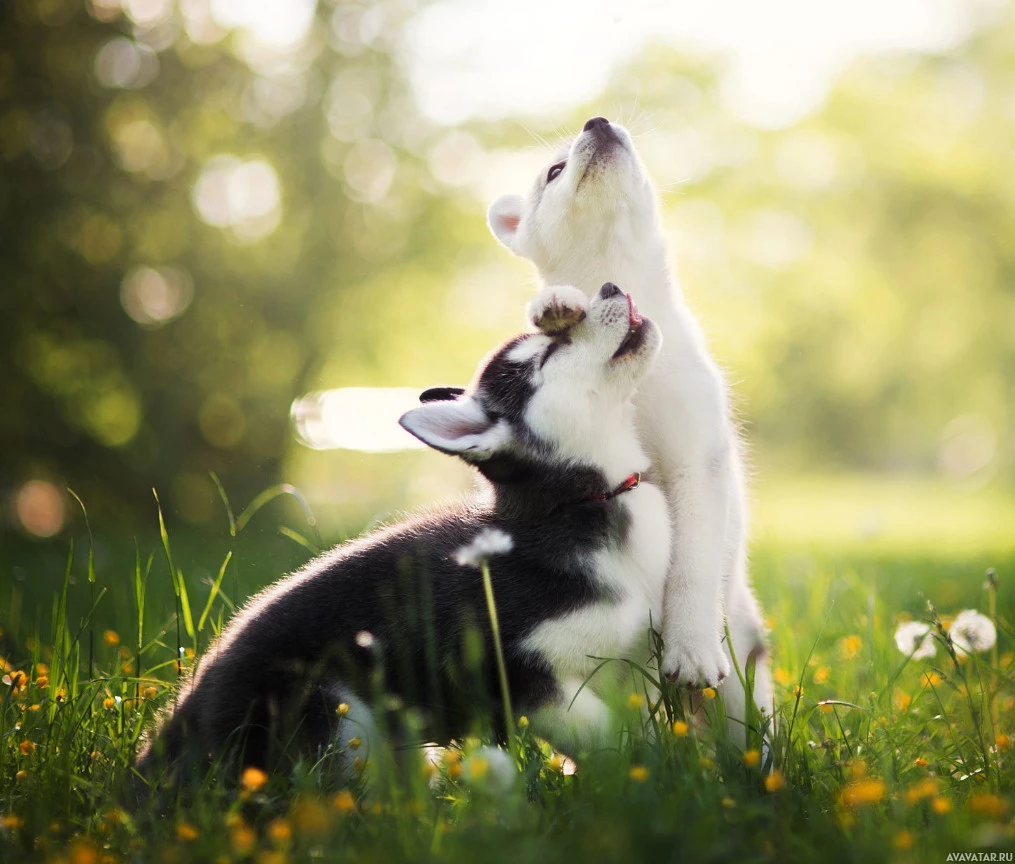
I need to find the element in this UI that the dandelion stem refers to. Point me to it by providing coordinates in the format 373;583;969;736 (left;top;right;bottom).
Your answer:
480;559;515;748
987;568;999;735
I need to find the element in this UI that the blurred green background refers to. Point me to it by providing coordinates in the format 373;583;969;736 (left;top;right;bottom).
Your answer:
2;0;1013;564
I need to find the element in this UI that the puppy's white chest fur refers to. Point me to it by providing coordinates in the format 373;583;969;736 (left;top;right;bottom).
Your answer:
521;483;670;680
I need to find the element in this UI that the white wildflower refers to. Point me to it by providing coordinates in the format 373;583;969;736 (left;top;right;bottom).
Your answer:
894;621;937;659
462;745;517;793
949;609;997;656
454;528;513;568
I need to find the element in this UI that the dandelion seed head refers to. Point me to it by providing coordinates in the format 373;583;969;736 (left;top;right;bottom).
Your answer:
949;609;996;655
893;621;936;659
454;528;513;568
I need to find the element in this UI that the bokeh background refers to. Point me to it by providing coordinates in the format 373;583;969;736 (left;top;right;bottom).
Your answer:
3;0;1014;572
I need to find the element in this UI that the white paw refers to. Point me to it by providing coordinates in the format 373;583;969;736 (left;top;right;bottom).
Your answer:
528;285;588;334
663;634;730;689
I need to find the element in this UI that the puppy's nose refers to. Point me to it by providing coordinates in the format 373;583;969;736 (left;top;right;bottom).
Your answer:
598;282;622;300
583;116;610;132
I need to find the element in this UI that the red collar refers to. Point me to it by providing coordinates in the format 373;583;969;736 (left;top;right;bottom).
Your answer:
586;472;642;503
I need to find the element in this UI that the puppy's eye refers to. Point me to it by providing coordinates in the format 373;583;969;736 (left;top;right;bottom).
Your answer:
546;161;566;184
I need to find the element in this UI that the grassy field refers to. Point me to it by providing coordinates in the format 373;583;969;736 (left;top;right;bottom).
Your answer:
0;477;1013;863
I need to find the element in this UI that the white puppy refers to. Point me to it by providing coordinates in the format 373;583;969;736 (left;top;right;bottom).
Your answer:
487;117;772;740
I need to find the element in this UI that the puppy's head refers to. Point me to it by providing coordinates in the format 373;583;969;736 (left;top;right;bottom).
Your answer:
399;284;660;483
486;118;658;280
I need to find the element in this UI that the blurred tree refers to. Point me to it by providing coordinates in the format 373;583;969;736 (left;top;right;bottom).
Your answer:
0;0;475;530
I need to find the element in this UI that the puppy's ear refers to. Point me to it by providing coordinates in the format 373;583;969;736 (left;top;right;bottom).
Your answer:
399;398;510;461
487;194;525;252
419;386;466;404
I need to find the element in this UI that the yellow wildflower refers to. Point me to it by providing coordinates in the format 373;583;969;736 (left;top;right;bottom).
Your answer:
793;685;804;699
904;777;938;804
332;791;356;814
35;676;49;689
518;715;529;728
469;756;491;781
921;671;942;687
840;779;885;808
547;753;566;774
19;740;35;756
15;770;27;782
893;830;914;850
892;690;912;712
1;814;23;830
231;825;256;853
70;841;99;864
764;770;785;792
102;697;116;710
996;734;1011;752
931;796;951;815
702;687;717;700
813;666;830;685
175;823;198;842
28;704;40;712
969;793;1008;818
743;749;761;768
721;796;735;809
291;797;330;834
143;686;158;699
838;635;862;660
626;693;645;710
773;668;792;686
336;702;349;717
913;757;928;768
103;630;120;647
671;720;689;737
268;818;291;843
628;765;649;782
240;766;268;793
348;737;362;751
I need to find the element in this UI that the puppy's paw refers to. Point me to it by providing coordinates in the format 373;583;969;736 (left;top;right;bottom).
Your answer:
528;285;588;333
663;635;730;690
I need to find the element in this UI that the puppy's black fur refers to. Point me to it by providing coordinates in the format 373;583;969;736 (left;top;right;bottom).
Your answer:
136;335;632;784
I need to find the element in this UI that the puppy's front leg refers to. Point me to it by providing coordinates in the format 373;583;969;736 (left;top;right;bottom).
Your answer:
661;444;733;690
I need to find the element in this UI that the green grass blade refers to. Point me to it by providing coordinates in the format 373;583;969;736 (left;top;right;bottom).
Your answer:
197;551;232;633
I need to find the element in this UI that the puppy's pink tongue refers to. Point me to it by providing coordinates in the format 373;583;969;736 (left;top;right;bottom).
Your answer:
627;294;644;326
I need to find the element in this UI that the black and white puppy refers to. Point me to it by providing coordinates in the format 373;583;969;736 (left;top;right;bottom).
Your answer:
136;283;670;784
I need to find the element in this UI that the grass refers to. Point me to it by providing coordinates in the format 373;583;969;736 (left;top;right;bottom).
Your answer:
0;481;1013;863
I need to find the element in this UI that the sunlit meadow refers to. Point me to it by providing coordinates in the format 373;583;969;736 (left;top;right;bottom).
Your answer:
3;0;1015;861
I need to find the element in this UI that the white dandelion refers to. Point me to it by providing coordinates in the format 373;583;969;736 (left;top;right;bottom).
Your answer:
949;609;997;656
894;621;937;660
454;528;514;568
462;745;518;793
